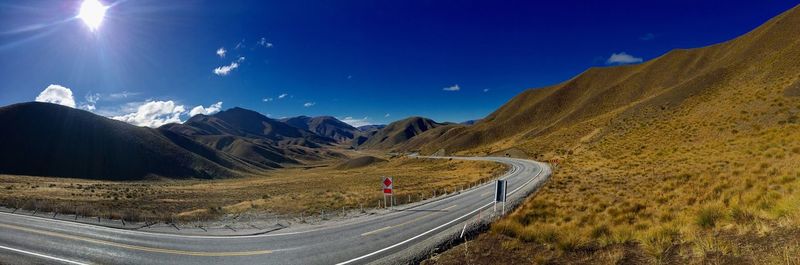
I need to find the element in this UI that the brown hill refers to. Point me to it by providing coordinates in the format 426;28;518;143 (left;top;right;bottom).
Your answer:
0;102;249;180
281;116;358;143
163;108;342;165
425;4;800;263
414;4;800;156
357;117;444;150
334;155;387;170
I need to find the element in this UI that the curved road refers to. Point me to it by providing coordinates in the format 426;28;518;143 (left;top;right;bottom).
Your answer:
0;157;550;265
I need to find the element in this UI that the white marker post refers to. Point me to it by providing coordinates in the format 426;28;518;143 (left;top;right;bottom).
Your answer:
494;180;507;214
382;176;393;209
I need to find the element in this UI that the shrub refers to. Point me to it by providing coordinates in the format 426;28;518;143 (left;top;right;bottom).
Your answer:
590;224;611;239
696;206;724;229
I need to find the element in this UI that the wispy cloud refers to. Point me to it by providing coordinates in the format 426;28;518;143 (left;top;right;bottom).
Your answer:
213;56;245;76
483;88;489;92
234;39;245;49
107;91;139;100
340;116;371;127
606;52;643;65
188;101;223;117
278;93;288;99
80;93;100;111
384;113;390;118
213;62;239;76
112;100;186;128
262;97;273;102
257;37;273;47
303;102;315;107
35;84;75;108
216;47;226;57
443;84;460;91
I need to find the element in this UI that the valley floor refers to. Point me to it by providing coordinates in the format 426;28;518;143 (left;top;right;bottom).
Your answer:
0;155;506;223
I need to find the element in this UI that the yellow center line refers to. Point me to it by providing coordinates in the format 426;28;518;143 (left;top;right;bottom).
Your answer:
0;223;272;257
361;204;457;237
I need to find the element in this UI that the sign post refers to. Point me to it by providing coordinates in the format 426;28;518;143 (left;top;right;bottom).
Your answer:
382;176;393;209
494;180;507;214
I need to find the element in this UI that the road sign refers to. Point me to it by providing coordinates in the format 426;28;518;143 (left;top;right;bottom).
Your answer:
494;180;507;202
382;176;393;195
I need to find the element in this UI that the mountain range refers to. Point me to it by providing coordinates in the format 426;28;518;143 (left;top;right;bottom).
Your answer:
6;4;798;182
0;102;447;180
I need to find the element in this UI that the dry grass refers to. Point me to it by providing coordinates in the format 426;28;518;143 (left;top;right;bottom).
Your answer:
424;5;800;264
0;156;506;222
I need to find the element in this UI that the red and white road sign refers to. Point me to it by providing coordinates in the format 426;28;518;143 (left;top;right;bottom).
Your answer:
382;176;393;195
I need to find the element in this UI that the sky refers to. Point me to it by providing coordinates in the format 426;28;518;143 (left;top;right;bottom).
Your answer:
1;0;798;127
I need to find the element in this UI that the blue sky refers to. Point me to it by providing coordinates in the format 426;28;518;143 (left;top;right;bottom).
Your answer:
1;1;798;127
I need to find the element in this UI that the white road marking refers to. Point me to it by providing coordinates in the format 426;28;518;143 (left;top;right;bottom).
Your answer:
337;161;545;265
0;159;526;241
0;244;88;265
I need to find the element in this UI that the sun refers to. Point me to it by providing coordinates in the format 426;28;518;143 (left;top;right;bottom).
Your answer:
78;0;108;31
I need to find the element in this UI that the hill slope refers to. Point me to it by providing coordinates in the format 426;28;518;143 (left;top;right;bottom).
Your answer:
281;116;358;143
425;4;800;264
0;102;247;180
163;108;343;166
357;117;444;150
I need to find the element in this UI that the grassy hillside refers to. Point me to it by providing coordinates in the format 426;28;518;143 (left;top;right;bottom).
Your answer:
0;102;246;180
358;116;444;150
426;4;800;264
281;116;359;143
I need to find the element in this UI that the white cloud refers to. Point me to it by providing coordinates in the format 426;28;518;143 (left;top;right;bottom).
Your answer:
258;37;273;47
340;116;371;127
107;91;139;100
483;88;490;92
262;97;273;102
112;100;186;128
237;56;245;62
35;84;76;108
384;113;390;118
443;84;460;91
303;102;315;107
213;62;239;76
235;39;245;49
216;47;226;57
606;52;643;65
278;93;288;99
80;93;100;111
189;101;223;117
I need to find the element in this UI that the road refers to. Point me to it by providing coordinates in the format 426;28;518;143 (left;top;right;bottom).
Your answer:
0;157;550;265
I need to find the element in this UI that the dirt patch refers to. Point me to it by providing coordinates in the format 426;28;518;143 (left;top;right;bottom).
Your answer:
784;79;800;97
334;155;387;170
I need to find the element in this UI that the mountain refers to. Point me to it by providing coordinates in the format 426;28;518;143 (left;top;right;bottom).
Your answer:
460;119;481;125
357;117;443;150
281;116;359;143
357;125;386;131
349;125;386;147
0;102;250;180
163;108;343;166
412;4;800;156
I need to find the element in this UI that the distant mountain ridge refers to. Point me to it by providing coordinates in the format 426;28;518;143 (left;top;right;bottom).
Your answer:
280;116;359;143
356;117;444;150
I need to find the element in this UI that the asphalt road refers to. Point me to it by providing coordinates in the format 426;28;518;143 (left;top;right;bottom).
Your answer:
0;157;550;265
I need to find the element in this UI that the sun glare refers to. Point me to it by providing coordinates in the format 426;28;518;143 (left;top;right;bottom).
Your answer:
78;0;107;31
